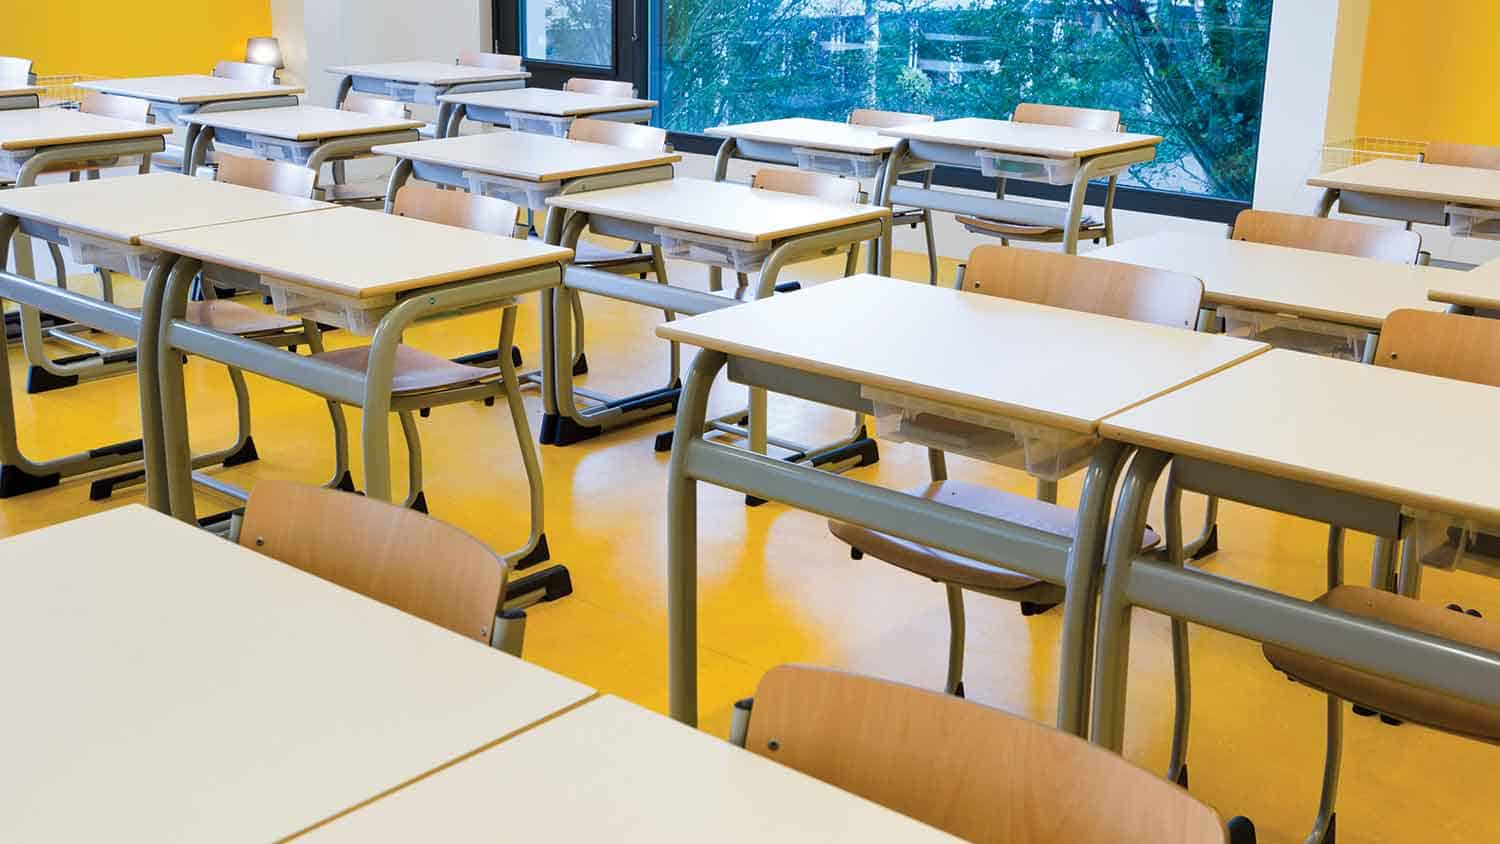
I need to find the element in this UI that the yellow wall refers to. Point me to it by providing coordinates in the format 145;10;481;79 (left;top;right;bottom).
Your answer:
0;1;273;76
1356;0;1500;144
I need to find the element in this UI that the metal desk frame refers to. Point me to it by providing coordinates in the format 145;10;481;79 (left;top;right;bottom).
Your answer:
333;73;527;139
185;122;421;198
0;93;39;111
443;99;654;139
148;95;302;172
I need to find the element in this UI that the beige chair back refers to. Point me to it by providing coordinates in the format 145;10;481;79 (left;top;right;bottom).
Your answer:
1014;102;1120;132
1423;141;1500;170
750;167;859;204
458;51;523;70
0;56;32;87
213;60;277;86
341;92;411;120
564;77;635;97
746;666;1227;844
216;152;317;198
1232;209;1421;264
81;91;150;123
848;108;934;129
1373;309;1500;387
567;117;666;151
240;480;507;644
964;245;1202;329
394;182;520;237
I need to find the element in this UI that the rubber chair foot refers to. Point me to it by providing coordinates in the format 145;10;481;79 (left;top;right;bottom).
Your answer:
772;281;802;294
745;494;767;507
90;469;144;501
504;563;572;604
1447;603;1483;618
1226;816;1257;844
572;353;589;376
1019;601;1059;617
850;547;864;560
1174;765;1189;788
408;491;428;514
0;463;61;498
1190;524;1219;560
220;436;259;468
26;364;80;394
540;413;602;447
653;430;675;453
419;408;430;418
514;533;552;570
333;470;356;493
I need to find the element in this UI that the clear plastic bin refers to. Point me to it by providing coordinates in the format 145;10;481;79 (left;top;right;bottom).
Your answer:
1406;509;1500;578
269;284;387;336
793;147;883;179
251;136;319;165
1218;306;1367;361
464;171;560;210
864;387;1098;481
656;227;771;273
150;102;196;127
387;81;440;105
507;112;572;137
63;229;160;279
1445;204;1500;239
976;149;1080;186
0;149;34;181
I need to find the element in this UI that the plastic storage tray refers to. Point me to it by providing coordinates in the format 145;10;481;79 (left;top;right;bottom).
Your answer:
507;112;573;137
464;171;560;210
656;227;771;273
386;81;441;105
63;229;160;279
0;149;33;181
251;135;319;166
793;147;883;179
1405;507;1500;578
268;284;387;336
976;149;1080;186
1445;204;1500;239
1218;306;1367;361
864;387;1098;481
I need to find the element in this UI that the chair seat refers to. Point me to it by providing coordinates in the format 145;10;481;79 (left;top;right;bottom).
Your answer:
322;180;389;204
529;234;653;269
956;213;1102;238
312;344;497;395
829;480;1159;595
1264;585;1500;741
184;300;299;336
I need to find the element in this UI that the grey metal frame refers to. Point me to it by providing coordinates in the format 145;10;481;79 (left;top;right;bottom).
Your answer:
149;95;302;173
443;100;654;139
333;74;527;139
1314;185;1453;228
185;123;421;199
874;138;1155;259
0;93;39;111
1090;446;1500;842
664;348;1126;735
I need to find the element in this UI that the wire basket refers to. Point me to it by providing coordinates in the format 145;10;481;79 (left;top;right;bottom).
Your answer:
35;74;103;109
1320;137;1426;172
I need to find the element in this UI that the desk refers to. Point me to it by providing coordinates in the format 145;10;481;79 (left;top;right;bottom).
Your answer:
183;105;423;192
1093;233;1451;357
79;74;304;168
1310;158;1500;236
327;61;530;137
1426;259;1500;312
0;505;594;844
295;695;960;842
441;87;656;137
0;173;328;500
656;275;1265;730
542;177;892;455
0;84;41;110
876;117;1162;255
143;207;572;591
1090;349;1500;758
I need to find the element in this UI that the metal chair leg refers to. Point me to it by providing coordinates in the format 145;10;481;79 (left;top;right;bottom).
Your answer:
397;409;424;511
944;584;966;696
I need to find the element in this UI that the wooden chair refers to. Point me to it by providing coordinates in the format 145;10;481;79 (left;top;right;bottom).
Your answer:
212;60;277;86
726;168;863;298
564;77;636;97
458;51;523;70
240;480;524;653
734;665;1242;844
568;116;666;151
849;108;939;284
1423;140;1500;170
1231;209;1421;264
955;103;1122;253
326;95;414;205
300;184;524;512
216;152;316;197
1261;310;1500;843
80;91;149;122
829;246;1199;706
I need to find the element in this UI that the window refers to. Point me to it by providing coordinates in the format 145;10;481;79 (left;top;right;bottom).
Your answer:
653;0;1274;205
522;0;615;68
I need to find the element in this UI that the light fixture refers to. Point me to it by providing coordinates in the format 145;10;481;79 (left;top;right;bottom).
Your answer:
245;37;285;70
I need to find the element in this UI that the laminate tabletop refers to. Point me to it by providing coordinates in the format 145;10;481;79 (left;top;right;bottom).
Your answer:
1309;158;1500;209
325;61;530;86
185;105;423;141
373;130;679;182
706;117;901;155
0;107;169;151
79;74;305;104
439;86;656;116
878;117;1162;159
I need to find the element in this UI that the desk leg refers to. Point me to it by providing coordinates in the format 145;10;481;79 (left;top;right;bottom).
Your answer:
1315;188;1339;218
158;259;205;523
872;141;906;275
136;256;180;514
667;349;726;725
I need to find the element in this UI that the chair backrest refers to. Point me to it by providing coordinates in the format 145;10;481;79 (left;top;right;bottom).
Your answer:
216;152;317;198
81;91;150;122
394;182;520;237
1423;140;1500;170
750;167;860;204
1014;102;1120;133
964;245;1202;329
0;56;32;87
1373;308;1500;387
341;92;411;120
239;480;507;644
567;117;667;152
564;77;636;97
848;108;934;129
1231;209;1421;264
458;51;523;70
212;60;276;85
746;666;1226;844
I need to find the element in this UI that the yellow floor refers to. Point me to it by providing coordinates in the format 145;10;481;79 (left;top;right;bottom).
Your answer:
4;247;1498;843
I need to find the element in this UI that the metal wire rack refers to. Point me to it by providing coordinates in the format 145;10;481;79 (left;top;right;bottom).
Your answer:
34;74;103;108
1320;136;1427;172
